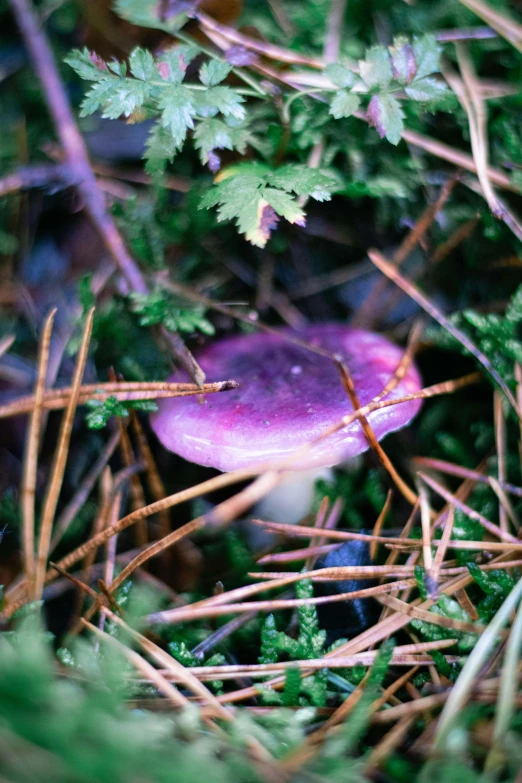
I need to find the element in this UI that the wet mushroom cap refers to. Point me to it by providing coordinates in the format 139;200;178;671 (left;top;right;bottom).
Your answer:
151;324;422;472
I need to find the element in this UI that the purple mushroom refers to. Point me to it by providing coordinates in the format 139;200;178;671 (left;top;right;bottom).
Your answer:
152;325;421;467
151;324;422;524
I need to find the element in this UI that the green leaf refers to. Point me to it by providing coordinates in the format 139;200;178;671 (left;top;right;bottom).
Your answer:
405;76;447;101
130;289;215;335
259;614;279;664
144;123;184;174
329;90;360;119
158;85;197;146
266;165;336;199
193;118;250;170
129;47;156;81
114;0;187;31
325;62;356;88
412;33;441;80
80;80;118;117
85;396;128;429
359;46;393;90
65;48;108;81
198;86;246;120
263;188;305;225
200;164;335;246
103;79;150;119
199;60;232;87
156;49;189;84
366;94;404;145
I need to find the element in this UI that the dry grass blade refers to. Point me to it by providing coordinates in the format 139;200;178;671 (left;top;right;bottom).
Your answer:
353;178;457;328
146;580;416;624
365;714;415;771
418;471;518;542
151;644;457;680
115;405;147;548
82;619;191;711
252;518;522;553
368;248;521;417
217;556;514;706
486;591;522;771
429;507;456;597
419;482;433;571
0;333;15;358
457;0;522;53
370;491;393;561
50;430;121;551
21;309;56;599
376;593;487;636
196;9;324;67
434;576;522;747
445;45;503;219
34;309;94;599
336;360;418;504
104;610;232;722
494;391;509;533
414;456;522;497
431;216;480;264
131;412;172;563
0;379;239;419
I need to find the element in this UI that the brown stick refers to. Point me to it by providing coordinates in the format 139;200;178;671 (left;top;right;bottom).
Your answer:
7;0;205;387
0;163;77;197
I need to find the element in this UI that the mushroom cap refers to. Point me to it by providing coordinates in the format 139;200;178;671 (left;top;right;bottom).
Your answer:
151;324;422;472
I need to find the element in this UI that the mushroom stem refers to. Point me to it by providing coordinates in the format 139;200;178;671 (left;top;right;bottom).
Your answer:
246;467;333;549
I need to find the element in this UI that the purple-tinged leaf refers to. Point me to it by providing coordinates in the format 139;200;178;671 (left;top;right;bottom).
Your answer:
389;37;416;85
367;94;404;145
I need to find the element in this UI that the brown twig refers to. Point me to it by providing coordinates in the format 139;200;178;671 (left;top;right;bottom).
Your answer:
49;430;121;551
0;163;77;197
0;379;239;419
7;0;205;387
21;309;56;597
367;248;521;417
34;309;94;599
196;9;324;68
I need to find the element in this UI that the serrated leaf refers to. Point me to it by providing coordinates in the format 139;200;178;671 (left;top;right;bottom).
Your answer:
156;49;188;84
359;46;393;90
199;60;232;87
267;165;336;198
158;85;196;146
193;118;250;170
329;90;361;119
65;48;107;82
263;188;305;225
389;36;416;85
114;0;187;30
367;94;404;145
129;47;155;81
105;80;150;119
107;60;127;77
144;122;184;174
80;80;117;117
199;86;246;120
200;164;334;247
412;34;441;80
405;76;447;101
325;62;356;88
